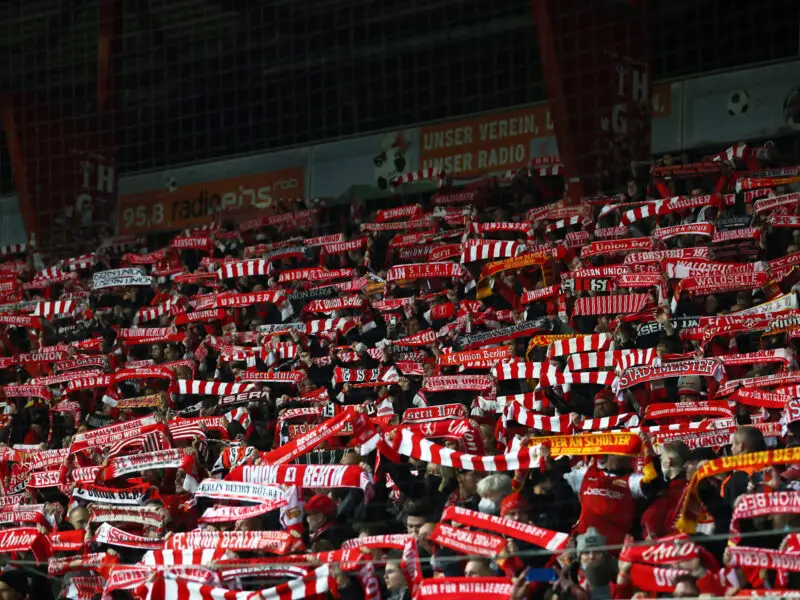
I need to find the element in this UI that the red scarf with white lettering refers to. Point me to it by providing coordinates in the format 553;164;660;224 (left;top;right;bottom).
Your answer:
226;464;371;494
165;530;302;554
438;346;512;367
92;523;164;550
303;295;364;314
629;563;691;593
421;374;493;392
394;328;437;347
644;401;734;421
619;536;699;565
429;523;507;557
103;448;190;480
0;527;52;561
442;506;568;551
727;546;800;572
417;578;513;600
617;358;724;390
261;408;358;464
729;491;800;544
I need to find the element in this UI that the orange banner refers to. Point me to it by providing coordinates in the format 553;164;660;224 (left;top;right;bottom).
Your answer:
418;84;670;177
420;106;552;176
117;167;305;235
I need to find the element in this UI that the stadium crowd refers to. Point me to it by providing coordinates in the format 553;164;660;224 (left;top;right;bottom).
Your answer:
1;142;800;600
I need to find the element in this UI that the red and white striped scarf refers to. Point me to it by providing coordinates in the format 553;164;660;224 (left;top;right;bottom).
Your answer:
460;239;525;264
505;402;639;433
620;202;662;225
572;294;651;317
217;259;272;280
136;297;186;324
567;349;655;371
145;564;329;600
380;427;543;472
391;167;446;187
32;300;76;319
176;379;254;396
547;334;612;359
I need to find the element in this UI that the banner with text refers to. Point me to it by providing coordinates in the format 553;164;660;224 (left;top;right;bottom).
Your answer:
117;167;304;236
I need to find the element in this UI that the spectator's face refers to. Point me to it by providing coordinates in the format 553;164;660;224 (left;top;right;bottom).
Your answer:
458;471;479;495
704;295;718;315
674;581;700;598
736;291;751;308
235;517;259;531
580;550;604;567
69;506;90;530
407;319;420;335
416;522;436;549
306;511;326;533
594;398;615;418
731;431;746;456
384;562;406;591
151;346;164;361
464;560;492;577
503;508;528;523
406;515;425;537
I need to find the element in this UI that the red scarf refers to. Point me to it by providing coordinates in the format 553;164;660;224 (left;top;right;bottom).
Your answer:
617;358;724;390
226;464;372;495
730;491;800;544
166;530;301;554
442;506;568;551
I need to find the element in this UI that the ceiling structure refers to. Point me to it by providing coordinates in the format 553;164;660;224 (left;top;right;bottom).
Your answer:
0;0;796;185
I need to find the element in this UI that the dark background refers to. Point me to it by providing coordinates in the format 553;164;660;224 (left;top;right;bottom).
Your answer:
0;0;797;191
